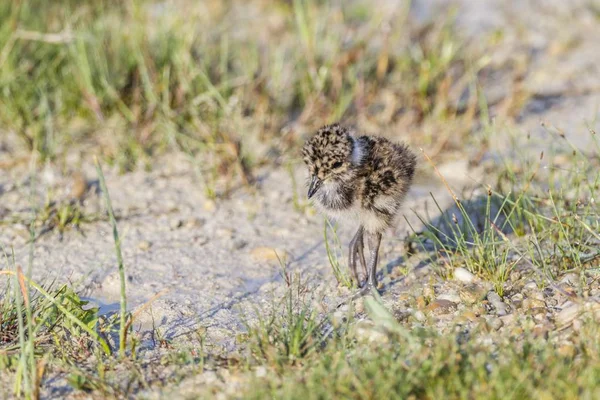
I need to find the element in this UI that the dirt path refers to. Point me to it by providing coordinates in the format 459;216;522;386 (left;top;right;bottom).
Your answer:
2;153;471;352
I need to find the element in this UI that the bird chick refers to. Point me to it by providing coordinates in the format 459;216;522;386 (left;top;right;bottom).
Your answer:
302;123;416;290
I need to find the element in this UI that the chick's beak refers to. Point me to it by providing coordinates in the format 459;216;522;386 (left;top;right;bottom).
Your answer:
307;175;322;199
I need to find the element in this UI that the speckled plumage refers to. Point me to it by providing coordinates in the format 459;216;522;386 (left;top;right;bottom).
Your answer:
302;123;416;290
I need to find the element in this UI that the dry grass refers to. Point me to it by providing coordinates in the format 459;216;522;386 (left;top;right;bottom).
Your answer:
0;0;495;196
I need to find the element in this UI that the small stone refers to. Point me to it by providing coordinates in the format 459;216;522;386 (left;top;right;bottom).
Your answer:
167;200;182;213
556;302;580;328
559;273;579;286
558;285;577;298
499;313;516;326
426;299;457;315
355;322;389;344
454;267;475;283
529;290;545;301
170;219;183;230
533;312;547;323
437;293;461;303
185;217;205;228
397;293;412;303
423;286;435;299
416;296;427;309
511;293;524;308
230;239;248;250
216;228;235;239
489;317;503;331
487;291;510;316
250;247;287;262
203;199;217;212
523;298;545;310
523;280;538;291
413;310;426;322
255;366;267;378
510;270;521;282
70;171;88;200
137;240;151;251
472;303;487;316
332;311;347;327
487;291;502;303
193;235;209;245
459;284;486;305
461;311;478;322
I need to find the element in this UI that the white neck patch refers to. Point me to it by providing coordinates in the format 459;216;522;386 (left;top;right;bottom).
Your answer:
351;138;365;165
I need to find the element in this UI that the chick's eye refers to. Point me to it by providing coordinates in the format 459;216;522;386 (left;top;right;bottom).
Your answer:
332;161;343;169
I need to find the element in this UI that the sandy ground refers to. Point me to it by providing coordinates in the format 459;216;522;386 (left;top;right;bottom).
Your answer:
1;152;470;350
1;0;600;396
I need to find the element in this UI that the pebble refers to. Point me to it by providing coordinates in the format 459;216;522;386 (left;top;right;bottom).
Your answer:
185;217;205;228
164;200;179;213
487;291;510;316
230;239;248;250
216;228;235;239
489;317;503;331
203;199;217;212
201;371;218;385
397;293;412;303
137;240;152;251
170;219;183;230
509;270;521;282
70;171;88;200
255;366;267;378
523;298;545;310
354;322;389;344
413;310;426;322
426;299;457;315
332;311;347;327
460;311;478;322
556;302;580;328
250;247;288;262
422;286;435;299
499;313;515;326
559;273;579;286
529;290;545;301
510;293;524;308
533;312;547;323
556;301;600;328
193;235;210;246
437;293;461;303
416;296;427;309
459;284;486;305
454;267;475;283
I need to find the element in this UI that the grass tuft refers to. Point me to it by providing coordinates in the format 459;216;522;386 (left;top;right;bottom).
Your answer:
94;157;128;359
324;220;354;289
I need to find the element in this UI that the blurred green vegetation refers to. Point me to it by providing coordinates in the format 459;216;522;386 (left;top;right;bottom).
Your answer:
0;0;487;186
